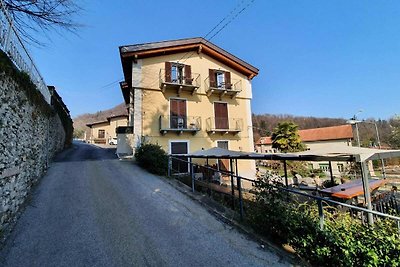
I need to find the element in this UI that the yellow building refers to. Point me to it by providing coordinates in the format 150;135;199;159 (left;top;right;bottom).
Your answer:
118;37;259;177
86;114;128;144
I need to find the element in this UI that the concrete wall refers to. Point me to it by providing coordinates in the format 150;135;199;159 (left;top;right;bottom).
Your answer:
0;73;66;236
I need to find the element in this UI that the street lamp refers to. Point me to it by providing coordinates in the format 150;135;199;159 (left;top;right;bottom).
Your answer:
362;120;386;178
346;110;363;147
346;115;387;178
346;118;362;147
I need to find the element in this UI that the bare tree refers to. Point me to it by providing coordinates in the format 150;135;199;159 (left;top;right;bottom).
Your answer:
2;0;81;44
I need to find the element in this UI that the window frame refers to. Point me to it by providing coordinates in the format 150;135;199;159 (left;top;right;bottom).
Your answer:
319;163;330;172
171;63;184;84
169;140;190;174
98;129;105;139
215;71;225;88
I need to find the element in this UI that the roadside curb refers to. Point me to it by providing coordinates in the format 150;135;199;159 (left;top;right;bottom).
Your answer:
162;176;310;267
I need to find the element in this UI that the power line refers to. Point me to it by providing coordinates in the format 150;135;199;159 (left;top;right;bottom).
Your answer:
147;0;256;88
175;0;247;64
179;0;255;65
207;0;255;42
97;77;124;90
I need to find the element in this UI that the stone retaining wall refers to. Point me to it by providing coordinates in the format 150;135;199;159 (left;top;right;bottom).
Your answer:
0;73;66;236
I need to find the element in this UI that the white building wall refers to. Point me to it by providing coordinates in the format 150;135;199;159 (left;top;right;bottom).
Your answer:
256;139;352;177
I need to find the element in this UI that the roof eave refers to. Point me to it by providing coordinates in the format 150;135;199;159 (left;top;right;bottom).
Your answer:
119;37;259;81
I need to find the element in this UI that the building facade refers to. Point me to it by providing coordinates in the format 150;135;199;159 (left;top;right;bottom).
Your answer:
255;125;354;176
118;38;259;176
86;115;128;144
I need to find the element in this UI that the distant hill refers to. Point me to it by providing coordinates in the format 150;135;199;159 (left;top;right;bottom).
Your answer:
73;103;127;138
252;113;392;147
252;114;347;139
73;105;393;147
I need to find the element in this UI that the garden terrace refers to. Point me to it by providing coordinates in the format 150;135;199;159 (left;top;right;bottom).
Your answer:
169;146;400;225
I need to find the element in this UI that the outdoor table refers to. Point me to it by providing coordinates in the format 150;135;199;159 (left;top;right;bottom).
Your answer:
319;179;387;200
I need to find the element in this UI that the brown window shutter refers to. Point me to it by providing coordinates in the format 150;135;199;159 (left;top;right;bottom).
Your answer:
165;62;172;82
184;65;192;85
214;102;229;129
209;69;216;88
225;71;232;89
170;99;178;117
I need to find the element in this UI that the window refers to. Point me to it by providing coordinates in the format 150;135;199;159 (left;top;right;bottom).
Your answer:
319;163;329;172
209;69;232;89
217;141;229;171
337;164;344;172
170;99;187;129
217;141;229;150
214;102;229;129
171;64;184;84
215;71;225;88
170;141;189;173
98;129;105;139
165;62;192;85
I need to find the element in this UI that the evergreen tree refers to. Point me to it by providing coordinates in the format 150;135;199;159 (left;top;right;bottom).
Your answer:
271;122;306;152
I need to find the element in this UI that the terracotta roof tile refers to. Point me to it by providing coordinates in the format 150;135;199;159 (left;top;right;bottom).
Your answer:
256;125;353;145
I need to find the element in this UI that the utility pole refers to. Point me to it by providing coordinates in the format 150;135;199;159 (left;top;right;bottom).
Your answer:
347;113;387;179
346;110;362;147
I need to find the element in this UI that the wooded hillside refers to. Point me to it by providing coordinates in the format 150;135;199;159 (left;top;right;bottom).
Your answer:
73;103;127;138
73;103;398;148
252;114;393;147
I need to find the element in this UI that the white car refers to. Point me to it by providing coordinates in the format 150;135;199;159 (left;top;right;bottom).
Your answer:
109;138;118;145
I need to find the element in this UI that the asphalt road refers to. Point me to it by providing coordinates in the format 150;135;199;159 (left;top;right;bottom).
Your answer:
0;142;291;267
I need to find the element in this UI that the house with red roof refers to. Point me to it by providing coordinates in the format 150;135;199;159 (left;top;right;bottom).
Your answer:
255;124;354;175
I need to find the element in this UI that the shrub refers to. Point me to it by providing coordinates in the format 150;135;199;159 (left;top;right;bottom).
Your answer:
247;174;400;266
134;143;168;175
309;168;326;178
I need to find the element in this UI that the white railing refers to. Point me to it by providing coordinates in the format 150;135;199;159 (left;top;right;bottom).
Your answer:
0;0;51;104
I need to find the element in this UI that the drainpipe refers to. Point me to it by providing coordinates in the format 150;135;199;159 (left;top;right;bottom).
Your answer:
129;87;134;127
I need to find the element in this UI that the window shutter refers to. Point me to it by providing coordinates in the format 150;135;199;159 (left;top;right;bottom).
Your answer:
209;69;216;88
178;99;187;117
184;65;192;85
170;99;178;117
225;71;232;89
165;62;172;82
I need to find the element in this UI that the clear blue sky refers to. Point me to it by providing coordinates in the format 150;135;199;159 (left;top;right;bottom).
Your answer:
27;0;400;120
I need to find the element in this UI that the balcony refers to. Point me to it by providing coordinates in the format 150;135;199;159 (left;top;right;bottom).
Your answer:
206;117;243;135
204;77;242;99
159;69;200;95
159;115;201;135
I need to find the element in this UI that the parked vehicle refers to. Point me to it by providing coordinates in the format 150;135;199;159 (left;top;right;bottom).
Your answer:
109;138;118;145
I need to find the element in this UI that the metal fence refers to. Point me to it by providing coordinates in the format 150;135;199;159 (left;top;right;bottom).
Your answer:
168;156;400;231
0;0;51;104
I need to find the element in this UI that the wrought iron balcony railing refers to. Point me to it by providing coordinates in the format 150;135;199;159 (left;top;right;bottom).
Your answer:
159;115;201;135
206;117;243;134
204;77;242;98
159;69;200;95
